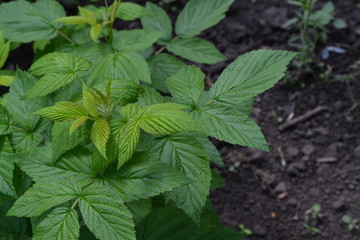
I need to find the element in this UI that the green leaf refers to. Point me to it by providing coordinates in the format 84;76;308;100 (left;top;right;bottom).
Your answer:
4;70;45;129
141;2;172;44
54;16;88;25
116;2;150;21
35;101;88;121
0;106;12;136
193;103;269;151
79;184;136;240
166;66;204;105
112;29;161;52
82;86;100;119
0;136;16;198
104;159;191;202
91;52;151;84
148;134;211;225
0;75;14;87
333;18;347;29
26;52;91;98
69;116;89;135
210;50;296;104
117;120;141;169
126;199;152;225
196;137;223;166
0;32;10;68
13;145;94;185
191;226;247;240
90;24;103;41
91;117;110;158
0;0;65;42
7;180;81;217
33;207;79;240
175;0;234;38
166;38;226;64
148;54;186;93
235;98;255;116
9;125;46;152
137;87;166;106
120;104;142;122
138;103;199;135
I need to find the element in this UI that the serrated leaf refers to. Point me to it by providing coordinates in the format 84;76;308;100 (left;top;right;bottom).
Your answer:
191;226;247;240
82;86;100;118
166;66;204;105
116;2;150;21
137;87;167;106
0;0;65;42
90;52;151;84
112;29;161;52
120;104;142;122
33;207;79;240
210;50;296;104
34;101;88;121
193;103;269;151
0;136;16;198
104;159;191;202
78;6;97;25
79;184;136;240
148;134;211;225
167;38;226;64
148;54;186;93
196;137;223;166
138;103;199;135
0;106;12;136
117;120;141;169
175;0;234;38
7;181;81;217
0;75;13;87
9;126;45;152
91;117;110;158
90;24;102;41
25;52;91;99
54;16;88;25
126;199;152;225
141;2;172;44
69;116;89;135
0;32;10;68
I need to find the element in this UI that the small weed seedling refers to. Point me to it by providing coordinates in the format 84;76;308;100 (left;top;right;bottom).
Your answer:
228;161;241;172
238;224;252;237
306;203;324;220
283;0;347;83
304;223;321;235
342;215;359;231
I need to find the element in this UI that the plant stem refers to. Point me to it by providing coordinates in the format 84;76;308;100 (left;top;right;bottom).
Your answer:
58;31;76;45
71;198;79;209
155;36;180;55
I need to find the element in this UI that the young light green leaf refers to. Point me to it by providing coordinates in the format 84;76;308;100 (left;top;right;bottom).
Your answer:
166;66;204;105
69;116;89;135
0;75;13;87
78;6;97;25
90;24;102;41
166;38;226;64
54;16;88;25
7;180;81;217
141;2;172;44
0;0;65;42
210;50;296;104
119;104;142;122
34;101;88;121
112;29;161;52
90;117;110;158
25;52;91;99
90;52;151;84
117;120;141;169
138;103;199;135
0;136;16;198
0;32;10;68
175;0;234;38
193;103;269;151
104;160;191;202
148;53;186;93
33;207;79;240
148;134;211;225
116;2;150;21
82;86;100;118
79;184;136;240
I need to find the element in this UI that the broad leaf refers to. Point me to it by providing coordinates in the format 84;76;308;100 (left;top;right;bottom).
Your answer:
191;226;247;240
137;87;166;106
0;136;16;198
148;133;211;225
166;66;204;105
196;137;223;166
34;101;88;121
91;52;151;84
148;54;186;93
26;52;91;98
0;0;65;42
33;207;79;240
119;104;142;122
0;106;12;136
104;159;191;202
193;103;269;151
116;2;150;21
166;38;226;64
90;117;110;158
117;120;141;168
141;2;172;44
112;29;161;52
210;50;296;104
126;199;152;225
7;180;81;217
175;0;234;38
0;32;10;68
9;125;46;152
79;184;135;240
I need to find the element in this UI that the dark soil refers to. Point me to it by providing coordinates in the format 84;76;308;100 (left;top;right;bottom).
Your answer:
2;0;360;239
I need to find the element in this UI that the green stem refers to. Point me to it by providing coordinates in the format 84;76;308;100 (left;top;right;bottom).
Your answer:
71;198;80;209
155;36;179;55
58;31;76;45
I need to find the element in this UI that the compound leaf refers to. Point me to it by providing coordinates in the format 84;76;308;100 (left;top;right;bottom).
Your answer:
175;0;234;38
90;117;110;158
166;38;226;64
34;101;88;121
210;50;296;104
25;53;91;99
33;207;79;240
79;184;135;240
